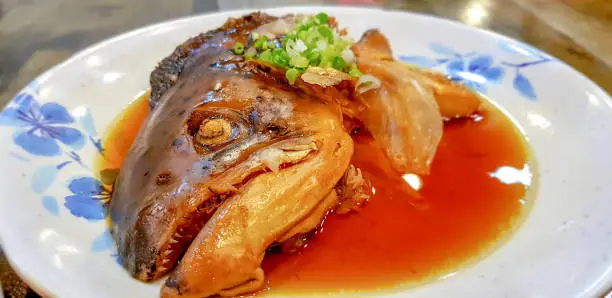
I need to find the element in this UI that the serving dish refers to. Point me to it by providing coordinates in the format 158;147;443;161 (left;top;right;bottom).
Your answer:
1;6;612;298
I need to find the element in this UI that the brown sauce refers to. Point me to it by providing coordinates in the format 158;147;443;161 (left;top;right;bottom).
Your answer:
94;92;150;181
96;94;535;295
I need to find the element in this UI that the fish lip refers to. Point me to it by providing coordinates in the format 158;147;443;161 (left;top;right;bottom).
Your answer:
118;136;319;281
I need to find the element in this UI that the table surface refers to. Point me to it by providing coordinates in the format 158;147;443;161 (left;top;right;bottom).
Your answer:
1;0;611;297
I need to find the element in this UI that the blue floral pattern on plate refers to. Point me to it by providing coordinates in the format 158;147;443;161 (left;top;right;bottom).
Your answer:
65;177;110;221
399;41;551;100
445;54;505;94
0;93;85;156
0;81;116;257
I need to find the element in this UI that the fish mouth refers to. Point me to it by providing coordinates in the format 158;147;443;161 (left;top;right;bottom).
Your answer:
112;136;321;280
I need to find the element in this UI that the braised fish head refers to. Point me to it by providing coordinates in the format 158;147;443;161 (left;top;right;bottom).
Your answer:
109;13;354;283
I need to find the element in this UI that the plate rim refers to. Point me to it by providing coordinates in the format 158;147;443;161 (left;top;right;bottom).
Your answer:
1;5;612;298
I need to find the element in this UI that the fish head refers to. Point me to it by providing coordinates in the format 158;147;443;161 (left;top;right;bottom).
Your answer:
109;58;352;281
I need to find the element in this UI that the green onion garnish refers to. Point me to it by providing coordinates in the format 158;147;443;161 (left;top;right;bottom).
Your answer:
318;26;334;43
233;13;361;84
233;42;244;55
306;50;322;65
286;68;300;84
290;55;309;68
259;49;272;62
253;35;268;50
349;68;362;77
332;56;346;71
271;48;290;67
315;12;329;25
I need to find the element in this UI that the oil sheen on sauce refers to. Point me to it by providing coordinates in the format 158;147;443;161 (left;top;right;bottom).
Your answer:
96;94;535;295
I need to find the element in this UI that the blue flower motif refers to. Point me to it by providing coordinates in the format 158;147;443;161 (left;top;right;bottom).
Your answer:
64;177;110;221
42;196;59;216
445;54;505;94
91;229;114;252
0;93;84;156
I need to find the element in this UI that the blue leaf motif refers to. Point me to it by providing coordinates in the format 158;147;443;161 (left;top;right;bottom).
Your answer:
14;131;61;156
40;103;74;124
398;56;439;68
481;66;505;83
31;165;59;194
91;229;114;252
468;55;493;73
446;59;465;76
42;196;59;216
79;107;98;137
513;73;537;100
429;43;456;56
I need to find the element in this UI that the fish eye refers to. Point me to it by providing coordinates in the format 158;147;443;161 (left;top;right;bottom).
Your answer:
196;118;233;145
185;105;251;154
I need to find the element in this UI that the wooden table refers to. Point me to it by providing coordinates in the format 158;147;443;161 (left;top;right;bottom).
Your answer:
1;0;611;297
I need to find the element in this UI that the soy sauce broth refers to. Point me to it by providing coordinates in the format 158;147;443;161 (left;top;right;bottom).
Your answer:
96;93;536;295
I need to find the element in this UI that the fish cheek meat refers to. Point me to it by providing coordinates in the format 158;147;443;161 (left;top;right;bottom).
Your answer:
160;101;354;298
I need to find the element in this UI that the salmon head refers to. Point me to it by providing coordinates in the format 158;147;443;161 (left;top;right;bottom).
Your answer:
108;12;354;296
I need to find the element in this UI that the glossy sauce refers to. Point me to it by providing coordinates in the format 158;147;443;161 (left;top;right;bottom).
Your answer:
94;92;150;181
96;94;535;295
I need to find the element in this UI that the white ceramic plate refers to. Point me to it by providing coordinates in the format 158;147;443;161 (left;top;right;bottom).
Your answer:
1;6;612;298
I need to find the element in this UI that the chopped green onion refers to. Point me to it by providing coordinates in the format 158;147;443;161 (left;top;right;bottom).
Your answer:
253;35;268;50
306;50;322;65
297;30;309;42
233;42;244;55
259;49;272;62
286;68;300;84
349;68;362;77
253;39;264;50
318;26;334;43
248;13;359;84
315;12;329;25
286;32;297;40
272;48;290;66
290;55;309;68
332;56;345;70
